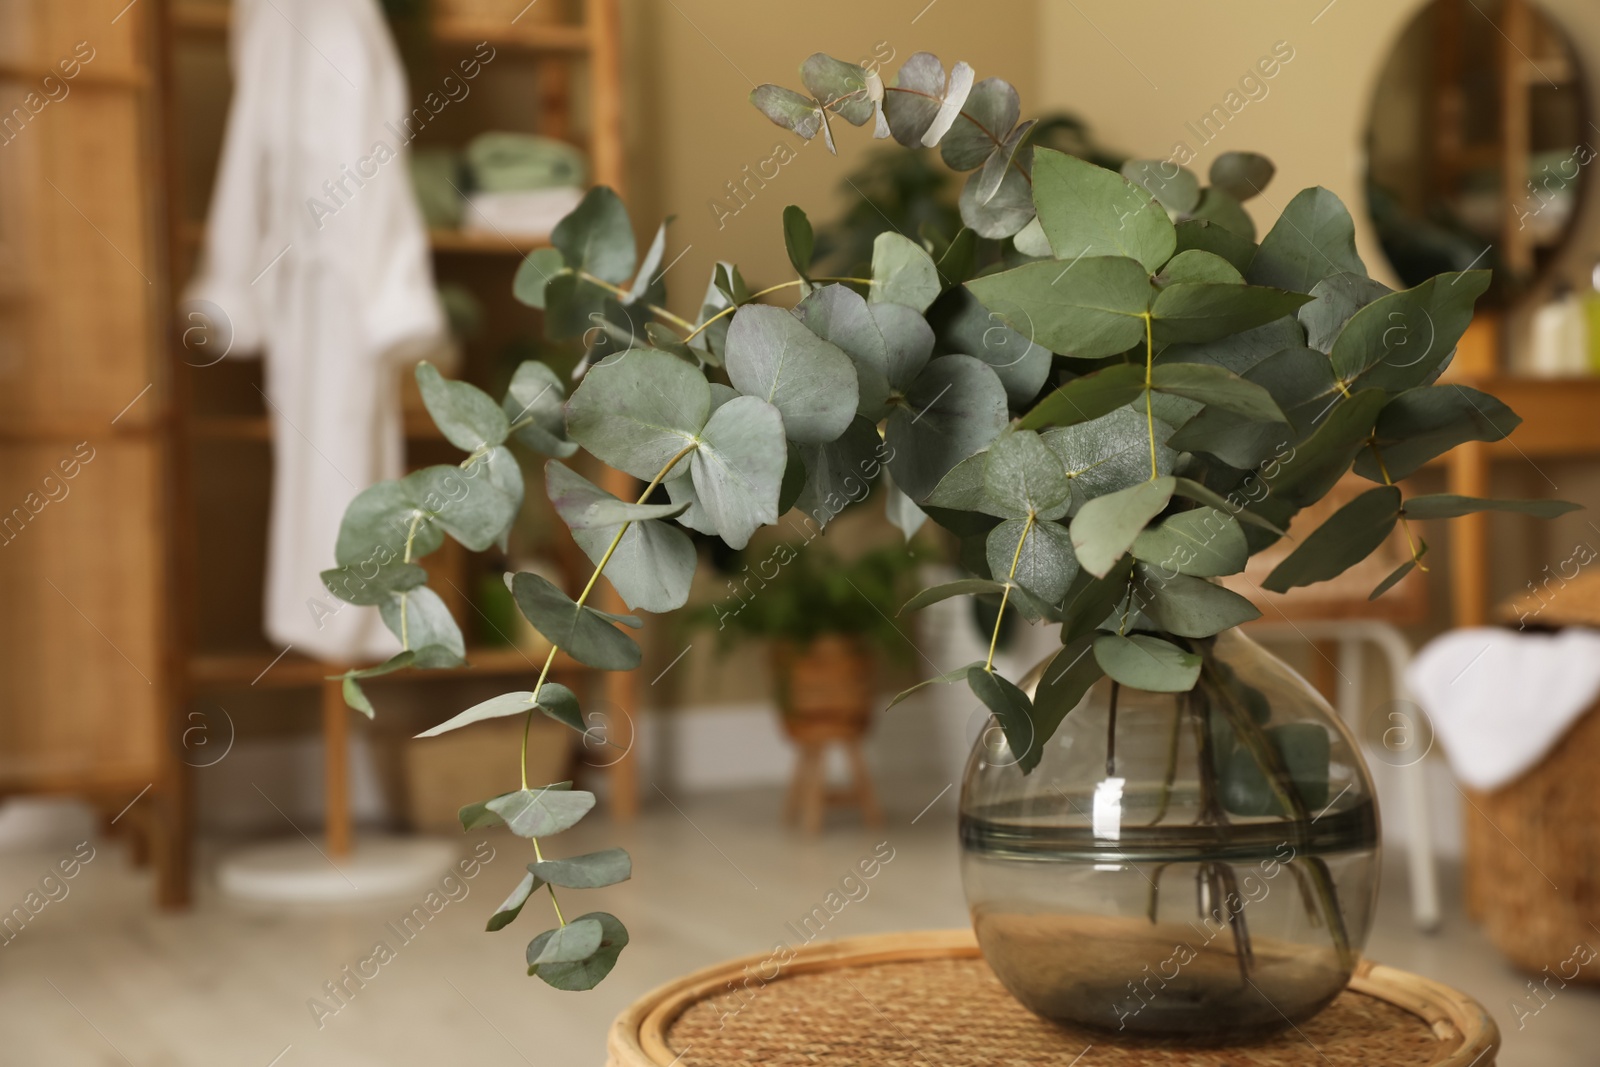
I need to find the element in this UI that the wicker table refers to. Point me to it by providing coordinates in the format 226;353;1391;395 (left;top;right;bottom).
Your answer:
607;930;1499;1066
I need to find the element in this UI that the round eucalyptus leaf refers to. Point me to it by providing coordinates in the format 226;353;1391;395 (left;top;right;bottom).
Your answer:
1032;148;1175;273
1246;186;1365;294
1093;633;1201;692
526;918;604;967
1187;187;1256;241
689;395;787;549
983;429;1071;520
800;53;873;126
725;305;858;444
959;157;1035;238
512;247;567;309
967;666;1037;770
1150;283;1312;346
882;51;945;146
412;363;505;454
510;571;642;670
1043;406;1175;508
378;585;465;658
928;287;1050;407
536;682;585;733
546;463;695;613
871;302;935;391
1131;507;1247;577
1132;567;1260;637
941;76;1020;171
795;415;883;526
334;481;443;566
1069;476;1176;578
531;912;628;990
486;871;540;932
1209;151;1276;203
566;349;710;481
416;690;535;738
1174;218;1258;276
321;559;428;607
750;84;823;141
988;518;1079;604
503;360;577;458
1012;215;1051;258
870;232;942;312
886;354;1008;501
1121;159;1201;215
782;205;815;278
402;461;519;552
976;120;1035;206
1297;272;1391;354
793;284;891;419
486;785;596;839
552;186;636;285
967;256;1153;360
1155;249;1243;288
530;847;632;889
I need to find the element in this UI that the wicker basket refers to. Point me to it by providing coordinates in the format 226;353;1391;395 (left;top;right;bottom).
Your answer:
770;635;874;743
606;930;1499;1066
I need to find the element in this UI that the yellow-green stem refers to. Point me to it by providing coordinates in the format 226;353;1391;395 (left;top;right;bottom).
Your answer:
399;512;423;649
985;514;1035;672
1142;312;1158;479
679;277;874;345
1369;440;1429;572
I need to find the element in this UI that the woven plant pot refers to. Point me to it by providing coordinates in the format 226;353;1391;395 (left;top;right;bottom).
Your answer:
770;635;875;743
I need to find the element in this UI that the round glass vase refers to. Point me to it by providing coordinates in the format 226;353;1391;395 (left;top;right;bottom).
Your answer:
959;630;1380;1043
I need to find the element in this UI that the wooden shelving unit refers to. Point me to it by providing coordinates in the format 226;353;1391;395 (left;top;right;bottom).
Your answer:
154;0;636;882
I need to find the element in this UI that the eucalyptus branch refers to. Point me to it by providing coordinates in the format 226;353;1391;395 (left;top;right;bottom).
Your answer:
399;512;424;649
985;513;1035;671
1368;438;1429;571
679;276;875;345
572;269;699;333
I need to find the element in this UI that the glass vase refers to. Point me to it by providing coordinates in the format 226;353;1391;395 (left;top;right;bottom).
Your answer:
959;630;1380;1043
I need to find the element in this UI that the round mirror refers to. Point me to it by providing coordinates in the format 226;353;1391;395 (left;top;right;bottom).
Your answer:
1364;0;1590;305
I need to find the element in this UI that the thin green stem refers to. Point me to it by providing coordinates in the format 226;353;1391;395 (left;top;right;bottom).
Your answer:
679;277;875;345
399;513;423;649
573;269;699;333
1370;439;1429;573
530;837;566;926
1142;312;1157;479
985;513;1035;672
518;441;701;789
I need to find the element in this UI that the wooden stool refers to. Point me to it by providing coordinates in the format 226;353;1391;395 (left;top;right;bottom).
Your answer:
607;930;1499;1066
782;725;884;835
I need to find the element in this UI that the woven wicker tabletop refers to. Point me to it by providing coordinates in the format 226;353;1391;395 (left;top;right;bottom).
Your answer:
606;930;1499;1066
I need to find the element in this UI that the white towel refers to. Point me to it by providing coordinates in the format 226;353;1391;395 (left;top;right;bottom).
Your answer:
186;0;444;662
1405;627;1600;791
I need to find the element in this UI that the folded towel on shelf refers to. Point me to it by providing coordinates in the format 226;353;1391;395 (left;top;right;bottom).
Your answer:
1406;626;1600;791
462;187;584;238
465;131;586;192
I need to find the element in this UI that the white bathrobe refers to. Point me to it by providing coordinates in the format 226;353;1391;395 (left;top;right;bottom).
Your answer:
188;0;443;662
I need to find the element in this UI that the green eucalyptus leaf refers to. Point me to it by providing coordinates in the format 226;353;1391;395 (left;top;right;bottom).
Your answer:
1042;406;1175;507
1330;271;1491;394
1168;346;1337;469
527;918;604;967
1122;159;1201;215
1298;273;1392;354
487;872;541;932
1172;478;1285;535
531;912;628;990
795;416;883;524
546;464;696;613
1150;283;1312;345
1132;566;1260;637
967;666;1037;768
1070;476;1175;578
793;284;891;420
782;205;814;278
461;786;570;832
335;481;443;567
975;119;1034;206
321;560;428;607
800;53;873;126
1011;215;1051;257
750;84;824;141
1159;314;1304;376
401;461;518;552
870;232;942;312
960;148;1036;238
928;287;1050;407
885;475;928;539
1032;148;1176;272
873;302;936;390
725;305;859;444
513;247;567;309
1355;384;1520;482
936;226;980;285
510;571;641;670
1155;249;1243;288
487;785;596;838
1187;187;1256;241
536;682;585;733
885;354;1008;501
503;360;578;458
689;395;787;549
925;451;995;514
988;518;1079;603
1401;494;1581;520
1018;364;1146;431
888;661;986;708
967;256;1152;359
1149;362;1286;422
416;690;535;738
541;272;612;342
530;847;632;889
1263;485;1402;592
1132;507;1247;577
566;349;709;481
1263;389;1389;509
627;219;670;305
1370;557;1418;601
1059;557;1135;642
551;186;635;285
984;430;1072;519
899;579;1009;615
883;52;946;146
1247;186;1366;294
1094;633;1201;692
379;586;466;659
1175;218;1258;275
1028;636;1103;767
942;77;1020;171
1209;151;1275;202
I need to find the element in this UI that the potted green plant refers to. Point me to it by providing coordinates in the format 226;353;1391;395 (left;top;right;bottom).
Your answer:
318;48;1575;1041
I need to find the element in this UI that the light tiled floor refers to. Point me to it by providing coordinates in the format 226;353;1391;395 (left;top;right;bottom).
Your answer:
2;782;1596;1065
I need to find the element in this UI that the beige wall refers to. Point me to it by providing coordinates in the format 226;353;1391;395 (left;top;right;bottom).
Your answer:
624;0;1040;314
